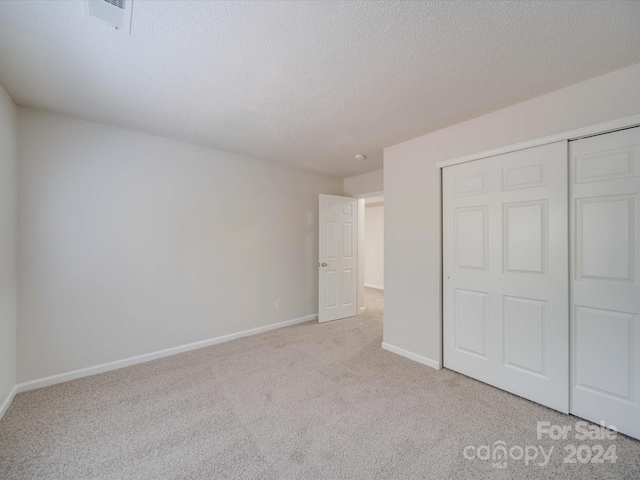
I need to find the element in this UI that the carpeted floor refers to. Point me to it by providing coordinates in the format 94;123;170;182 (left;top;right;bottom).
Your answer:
1;288;639;479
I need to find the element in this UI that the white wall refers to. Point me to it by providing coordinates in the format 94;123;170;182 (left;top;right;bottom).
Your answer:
17;108;342;383
364;205;384;289
384;62;640;367
0;83;17;408
344;169;383;197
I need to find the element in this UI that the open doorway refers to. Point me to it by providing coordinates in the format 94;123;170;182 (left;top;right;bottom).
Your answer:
364;196;384;290
317;191;383;322
357;192;384;317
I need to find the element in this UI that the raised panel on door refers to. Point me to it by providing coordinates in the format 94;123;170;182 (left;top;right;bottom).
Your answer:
443;141;568;413
454;171;488;197
325;271;337;308
502;160;547;191
503;200;547;275
342;269;353;306
503;296;547;376
575;306;635;401
342;222;353;259
454;289;489;359
570;126;640;440
454;206;488;270
576;196;634;283
326;221;337;259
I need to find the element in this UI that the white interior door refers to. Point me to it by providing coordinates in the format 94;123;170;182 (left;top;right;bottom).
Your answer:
443;141;569;413
319;194;358;322
570;127;640;440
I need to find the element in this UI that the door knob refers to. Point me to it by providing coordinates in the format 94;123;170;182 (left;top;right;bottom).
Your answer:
319;262;328;267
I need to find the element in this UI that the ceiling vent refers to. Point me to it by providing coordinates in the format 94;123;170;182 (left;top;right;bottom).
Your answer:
84;0;133;34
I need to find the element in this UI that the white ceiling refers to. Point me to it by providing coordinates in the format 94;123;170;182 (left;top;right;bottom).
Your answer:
0;1;639;177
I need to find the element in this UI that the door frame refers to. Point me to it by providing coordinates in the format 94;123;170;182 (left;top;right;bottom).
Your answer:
437;114;640;170
353;190;384;314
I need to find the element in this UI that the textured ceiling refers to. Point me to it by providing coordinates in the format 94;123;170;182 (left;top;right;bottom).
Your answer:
0;1;640;177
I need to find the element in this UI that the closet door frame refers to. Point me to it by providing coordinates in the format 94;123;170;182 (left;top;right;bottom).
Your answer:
437;114;640;171
438;113;640;435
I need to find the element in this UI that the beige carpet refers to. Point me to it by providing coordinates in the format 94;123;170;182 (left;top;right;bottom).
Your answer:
1;288;639;479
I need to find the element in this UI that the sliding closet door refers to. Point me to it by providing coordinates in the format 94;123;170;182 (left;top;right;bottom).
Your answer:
570;127;640;440
443;141;569;413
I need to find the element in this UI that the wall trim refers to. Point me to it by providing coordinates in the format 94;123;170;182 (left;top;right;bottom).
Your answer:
0;385;18;421
364;284;384;290
382;342;441;370
16;313;317;394
436;113;640;169
353;190;384;199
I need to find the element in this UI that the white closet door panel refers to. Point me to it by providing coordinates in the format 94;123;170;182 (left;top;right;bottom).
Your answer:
443;141;569;413
570;126;640;440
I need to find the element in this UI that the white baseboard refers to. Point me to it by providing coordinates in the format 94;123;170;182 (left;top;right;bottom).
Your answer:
0;385;18;421
16;313;317;394
364;284;384;290
381;342;441;370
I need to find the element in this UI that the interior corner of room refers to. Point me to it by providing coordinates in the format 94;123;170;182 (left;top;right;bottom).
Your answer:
0;80;18;421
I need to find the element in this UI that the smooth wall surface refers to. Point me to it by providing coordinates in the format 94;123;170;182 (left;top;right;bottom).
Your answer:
0;83;17;404
364;205;384;289
344;169;383;197
384;62;640;366
17;108;342;383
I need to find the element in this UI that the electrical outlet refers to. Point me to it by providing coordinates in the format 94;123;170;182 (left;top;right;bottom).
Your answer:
275;299;281;309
